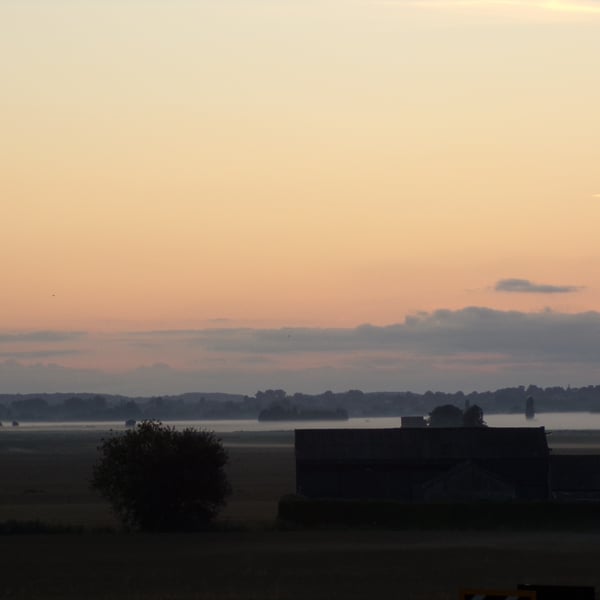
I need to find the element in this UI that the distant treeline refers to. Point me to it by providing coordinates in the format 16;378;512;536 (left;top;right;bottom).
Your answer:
1;384;600;422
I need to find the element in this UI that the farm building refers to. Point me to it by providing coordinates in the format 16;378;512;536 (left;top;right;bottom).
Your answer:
400;416;427;428
295;427;551;502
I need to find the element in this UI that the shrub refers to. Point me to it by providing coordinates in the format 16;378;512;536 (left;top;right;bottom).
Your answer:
91;420;231;531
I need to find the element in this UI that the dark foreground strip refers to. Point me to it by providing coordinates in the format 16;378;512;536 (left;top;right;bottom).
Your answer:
461;590;536;600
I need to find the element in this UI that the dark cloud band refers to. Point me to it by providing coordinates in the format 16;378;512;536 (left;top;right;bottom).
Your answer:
1;308;599;394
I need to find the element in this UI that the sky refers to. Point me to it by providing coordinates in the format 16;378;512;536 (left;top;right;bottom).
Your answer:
1;0;599;395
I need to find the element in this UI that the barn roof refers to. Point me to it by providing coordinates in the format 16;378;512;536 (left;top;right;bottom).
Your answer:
295;427;549;461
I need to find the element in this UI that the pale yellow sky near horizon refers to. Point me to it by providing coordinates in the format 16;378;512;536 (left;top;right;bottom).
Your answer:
2;0;599;335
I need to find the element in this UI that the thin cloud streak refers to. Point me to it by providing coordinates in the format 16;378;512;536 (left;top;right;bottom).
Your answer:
543;0;600;13
495;278;582;294
0;350;81;359
376;0;600;16
0;331;86;344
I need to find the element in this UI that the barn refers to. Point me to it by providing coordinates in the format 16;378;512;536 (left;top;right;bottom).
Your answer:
295;427;550;502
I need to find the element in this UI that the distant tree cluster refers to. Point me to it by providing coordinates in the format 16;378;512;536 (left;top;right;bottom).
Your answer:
1;384;600;423
428;404;486;428
0;394;254;423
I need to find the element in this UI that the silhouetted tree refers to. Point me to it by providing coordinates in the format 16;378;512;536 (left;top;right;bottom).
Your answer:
525;396;535;419
62;397;87;419
463;404;486;427
255;389;287;408
428;404;463;427
91;420;230;531
11;397;50;420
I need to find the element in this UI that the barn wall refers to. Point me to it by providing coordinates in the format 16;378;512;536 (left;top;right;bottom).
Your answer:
295;428;551;502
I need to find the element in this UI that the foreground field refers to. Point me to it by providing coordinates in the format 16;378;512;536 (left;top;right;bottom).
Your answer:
1;428;600;598
1;530;599;599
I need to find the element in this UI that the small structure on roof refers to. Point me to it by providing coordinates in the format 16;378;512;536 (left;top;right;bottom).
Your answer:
401;416;427;428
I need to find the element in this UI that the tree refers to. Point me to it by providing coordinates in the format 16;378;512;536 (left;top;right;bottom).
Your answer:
428;404;463;427
463;404;486;427
63;396;86;419
525;396;535;420
91;420;231;531
11;397;50;420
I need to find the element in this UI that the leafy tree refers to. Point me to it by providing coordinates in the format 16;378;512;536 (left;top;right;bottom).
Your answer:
463;404;486;427
91;420;231;531
428;404;463;427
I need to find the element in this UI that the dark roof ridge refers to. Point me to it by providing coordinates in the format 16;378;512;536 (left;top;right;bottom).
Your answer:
295;426;549;460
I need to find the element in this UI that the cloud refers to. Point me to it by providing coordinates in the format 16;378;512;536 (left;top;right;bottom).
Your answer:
3;308;600;394
405;0;600;12
397;307;600;361
494;278;582;294
544;0;600;14
0;350;82;359
0;331;86;344
90;307;600;363
375;0;600;20
132;308;594;361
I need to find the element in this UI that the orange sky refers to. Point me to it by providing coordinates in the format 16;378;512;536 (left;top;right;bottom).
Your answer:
1;0;599;392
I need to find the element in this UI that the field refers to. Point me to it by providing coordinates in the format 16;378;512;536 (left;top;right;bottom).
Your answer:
0;429;296;527
1;427;600;599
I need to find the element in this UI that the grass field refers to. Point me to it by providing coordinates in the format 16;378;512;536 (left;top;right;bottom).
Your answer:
1;428;600;599
0;429;296;527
